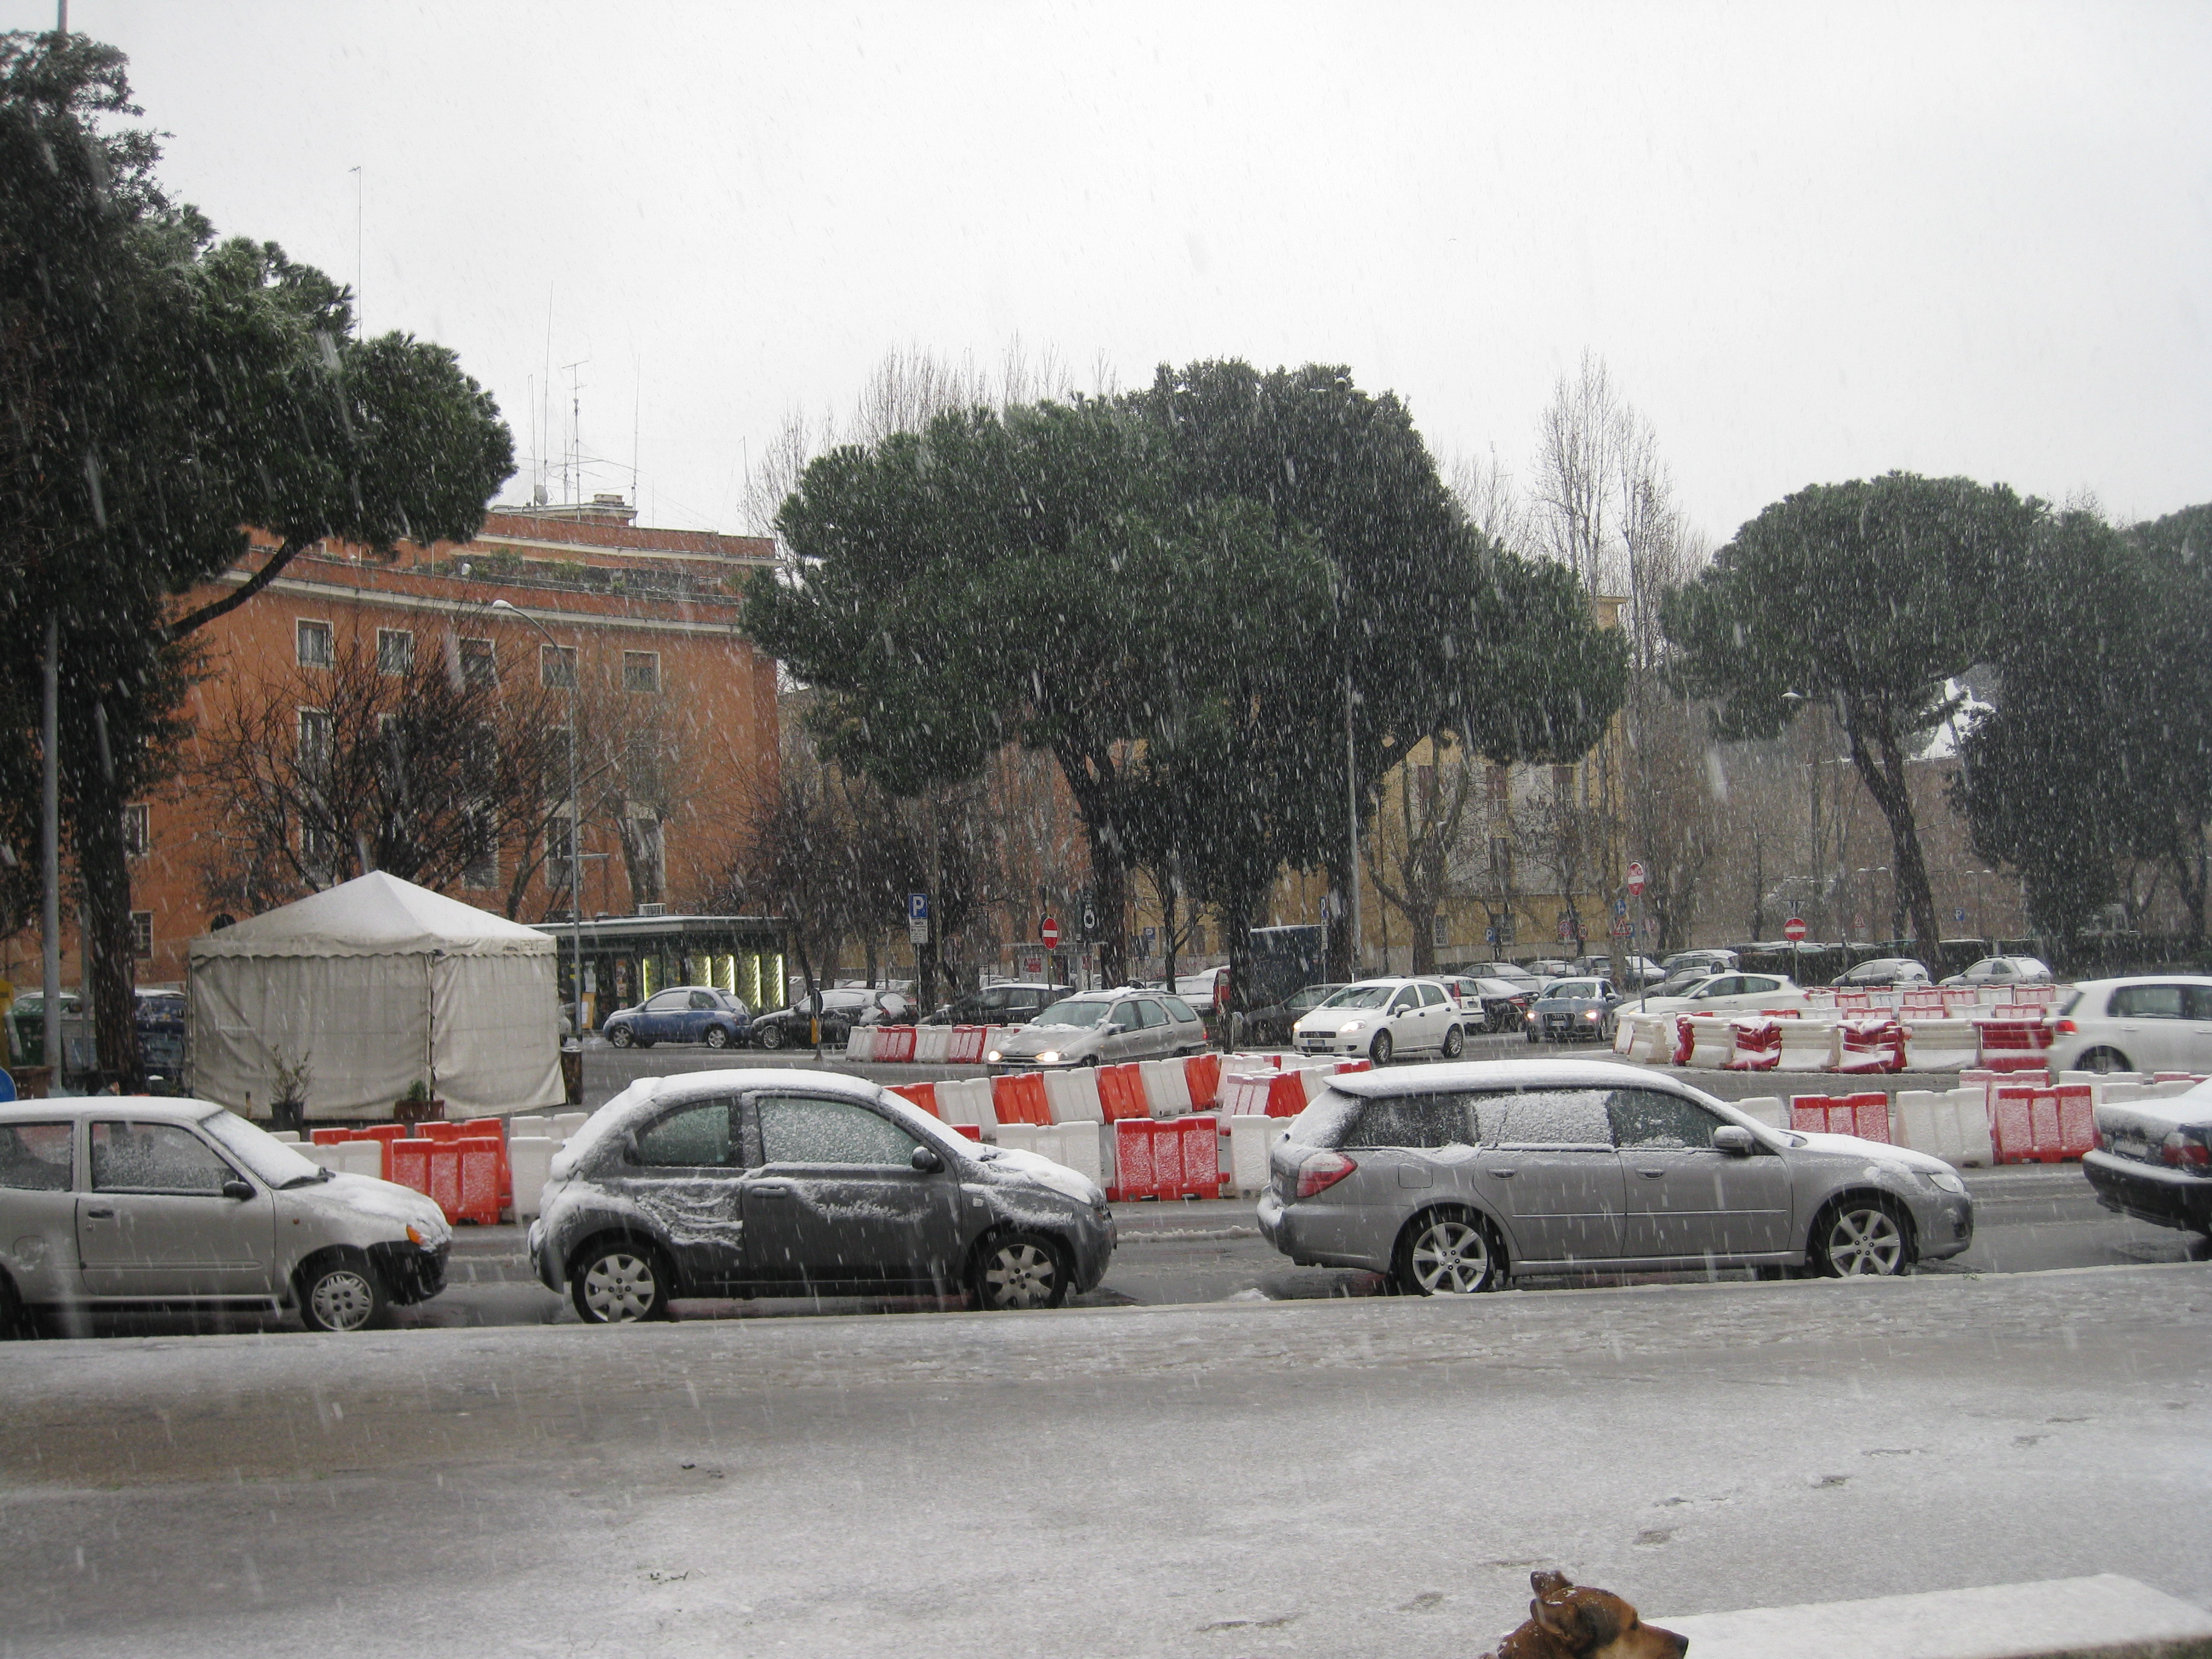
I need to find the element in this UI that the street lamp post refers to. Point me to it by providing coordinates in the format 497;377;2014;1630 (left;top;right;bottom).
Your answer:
492;600;584;1037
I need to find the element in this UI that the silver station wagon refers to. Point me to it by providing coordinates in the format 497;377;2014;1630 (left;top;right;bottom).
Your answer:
1257;1059;1974;1292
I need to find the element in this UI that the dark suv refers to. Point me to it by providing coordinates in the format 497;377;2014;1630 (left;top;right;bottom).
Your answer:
925;982;1074;1027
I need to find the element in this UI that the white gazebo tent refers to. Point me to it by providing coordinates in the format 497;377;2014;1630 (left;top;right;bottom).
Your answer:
188;872;565;1120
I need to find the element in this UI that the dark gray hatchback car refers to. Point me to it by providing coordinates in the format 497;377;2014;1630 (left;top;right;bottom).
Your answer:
529;1070;1114;1319
1257;1059;1974;1292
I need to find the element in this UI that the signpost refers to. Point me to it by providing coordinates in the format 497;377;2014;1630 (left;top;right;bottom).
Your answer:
1785;915;1807;984
1627;862;1649;1010
907;892;930;945
1040;915;1061;948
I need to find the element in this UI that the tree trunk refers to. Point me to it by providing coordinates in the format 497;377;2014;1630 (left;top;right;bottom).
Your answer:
78;796;146;1091
1322;850;1355;982
1840;700;1943;960
1092;850;1129;987
1160;877;1179;992
1408;903;1436;974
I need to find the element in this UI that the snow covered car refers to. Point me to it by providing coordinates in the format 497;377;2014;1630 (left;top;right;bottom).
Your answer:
1940;955;2054;990
1256;1059;1976;1291
1832;957;1932;989
1526;977;1625;1044
2084;1085;2212;1238
529;1070;1115;1318
1634;970;1806;1017
987;990;1208;1070
0;1098;451;1335
1292;977;1475;1064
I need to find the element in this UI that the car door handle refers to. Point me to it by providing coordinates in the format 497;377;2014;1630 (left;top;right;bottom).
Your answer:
749;1181;794;1197
1635;1167;1667;1179
1482;1165;1517;1178
83;1205;115;1219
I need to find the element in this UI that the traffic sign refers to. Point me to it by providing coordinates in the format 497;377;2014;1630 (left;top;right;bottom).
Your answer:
907;892;930;945
1626;861;1647;897
1784;916;1808;943
1040;915;1061;948
1609;922;1633;939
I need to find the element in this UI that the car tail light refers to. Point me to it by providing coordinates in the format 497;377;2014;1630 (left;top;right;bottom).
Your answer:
2054;1017;2077;1036
2160;1130;2211;1172
1295;1150;1358;1200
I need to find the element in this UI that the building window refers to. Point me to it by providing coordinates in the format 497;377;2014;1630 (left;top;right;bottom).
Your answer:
121;803;150;859
130;911;153;960
377;628;415;675
298;708;333;777
546;814;577;901
540;644;577;689
626;804;665;900
461;807;498;890
458;637;497;688
1432;914;1450;950
622;651;661;694
297;619;333;668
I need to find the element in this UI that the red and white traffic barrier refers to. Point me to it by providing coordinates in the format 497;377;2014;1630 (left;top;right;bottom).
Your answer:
947;1025;987;1064
1989;1083;2095;1164
1726;1017;1783;1071
1791;1091;1892;1142
1837;1016;1906;1074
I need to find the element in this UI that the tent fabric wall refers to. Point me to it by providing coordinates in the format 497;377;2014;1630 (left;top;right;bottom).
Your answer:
187;873;563;1121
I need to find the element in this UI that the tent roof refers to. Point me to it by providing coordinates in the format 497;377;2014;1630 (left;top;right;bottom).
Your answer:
188;872;556;960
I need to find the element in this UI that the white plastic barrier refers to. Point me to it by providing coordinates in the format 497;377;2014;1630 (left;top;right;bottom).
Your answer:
1732;1095;1787;1131
508;1135;556;1220
982;1026;1023;1059
935;1077;999;1138
845;1025;879;1062
1140;1058;1192;1118
269;1130;302;1142
1227;1114;1279;1197
1042;1067;1104;1123
1903;1017;1977;1070
913;1024;951;1064
304;1139;383;1179
552;1111;588;1141
1612;1013;1646;1057
996;1122;1044;1156
508;1114;552;1139
1778;1020;1839;1071
1220;1071;1275;1114
1686;1016;1734;1069
1892;1085;1993;1167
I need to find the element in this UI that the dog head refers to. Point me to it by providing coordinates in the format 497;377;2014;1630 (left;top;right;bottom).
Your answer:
1523;1570;1688;1658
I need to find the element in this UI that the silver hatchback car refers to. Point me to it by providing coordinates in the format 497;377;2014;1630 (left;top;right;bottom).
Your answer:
1256;1059;1974;1292
987;990;1208;1070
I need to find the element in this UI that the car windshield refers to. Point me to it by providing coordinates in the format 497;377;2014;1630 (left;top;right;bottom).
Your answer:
1546;980;1601;999
198;1108;327;1188
1653;971;1707;997
1319;984;1395;1010
1033;998;1110;1028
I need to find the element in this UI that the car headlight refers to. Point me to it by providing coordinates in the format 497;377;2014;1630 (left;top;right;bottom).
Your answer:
984;1048;1002;1063
1923;1170;1967;1195
1339;1020;1369;1034
1583;1009;1600;1021
1036;1050;1061;1065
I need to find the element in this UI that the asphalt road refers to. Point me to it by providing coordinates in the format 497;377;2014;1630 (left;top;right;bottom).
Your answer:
2;1264;2205;1658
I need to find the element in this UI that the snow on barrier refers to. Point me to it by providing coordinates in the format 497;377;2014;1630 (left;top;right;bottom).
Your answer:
1139;1057;1193;1118
913;1024;951;1064
1109;1115;1224;1201
508;1134;556;1220
1220;1071;1274;1114
1837;1016;1906;1074
1990;1082;2096;1164
1726;1017;1783;1071
1778;1018;1838;1071
1975;1009;2054;1071
1228;1114;1281;1197
1904;1016;1977;1070
1893;1087;1994;1167
845;1025;878;1062
947;1025;987;1064
1791;1091;1892;1142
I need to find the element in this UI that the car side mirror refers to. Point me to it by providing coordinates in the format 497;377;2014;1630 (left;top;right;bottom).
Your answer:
911;1145;944;1174
1712;1126;1755;1156
221;1178;255;1201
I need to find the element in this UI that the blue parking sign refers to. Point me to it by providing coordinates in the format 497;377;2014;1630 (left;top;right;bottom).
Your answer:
908;893;930;923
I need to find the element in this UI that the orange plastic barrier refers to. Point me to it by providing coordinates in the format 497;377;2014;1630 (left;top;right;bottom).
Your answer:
310;1128;351;1146
1991;1084;2095;1164
1099;1064;1149;1121
1263;1072;1307;1117
947;1025;987;1064
888;1081;941;1117
420;1121;466;1143
1333;1059;1372;1075
990;1072;1049;1125
951;1123;984;1141
388;1137;433;1199
453;1136;503;1225
1790;1091;1891;1141
876;1026;917;1062
1112;1118;1155;1200
1975;1016;2053;1071
1182;1053;1222;1111
1837;1017;1905;1074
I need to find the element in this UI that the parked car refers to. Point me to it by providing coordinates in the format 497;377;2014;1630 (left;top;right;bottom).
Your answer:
751;987;878;1050
1292;977;1475;1065
1635;971;1806;1017
1530;958;1574;978
602;985;752;1050
1242;982;1347;1047
2048;976;2212;1075
1464;976;1538;1034
1255;1059;1975;1291
1527;977;1625;1044
1443;961;1545;994
528;1069;1114;1317
0;1098;451;1335
2083;1084;2212;1239
923;982;1076;1027
1660;948;1739;976
1832;957;1932;989
1572;953;1666;988
987;990;1208;1070
1940;955;2054;990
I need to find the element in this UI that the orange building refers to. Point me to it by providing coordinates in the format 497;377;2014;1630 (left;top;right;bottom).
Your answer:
6;498;783;1008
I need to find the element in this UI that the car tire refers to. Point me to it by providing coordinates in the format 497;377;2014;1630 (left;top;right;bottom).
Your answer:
2077;1046;2131;1074
970;1230;1069;1310
1811;1198;1913;1278
1440;1024;1466;1061
1391;1208;1502;1295
608;1025;634;1049
1600;1014;1618;1044
296;1255;390;1333
570;1240;673;1324
1370;1030;1393;1066
756;1022;785;1050
704;1025;731;1050
0;1273;34;1340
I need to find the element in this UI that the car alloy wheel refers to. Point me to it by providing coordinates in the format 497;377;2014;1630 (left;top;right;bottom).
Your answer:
972;1232;1067;1310
1440;1024;1466;1060
1818;1203;1908;1276
608;1025;634;1048
705;1025;731;1050
756;1022;785;1050
575;1248;668;1323
1396;1212;1498;1295
2077;1046;2130;1074
299;1261;387;1333
1370;1030;1394;1065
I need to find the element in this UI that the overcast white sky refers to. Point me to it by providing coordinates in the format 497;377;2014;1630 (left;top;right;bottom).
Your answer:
13;1;2210;540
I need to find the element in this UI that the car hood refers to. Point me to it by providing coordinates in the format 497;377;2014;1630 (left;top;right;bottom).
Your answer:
978;1145;1104;1208
997;1025;1101;1054
1789;1131;1954;1179
284;1171;451;1244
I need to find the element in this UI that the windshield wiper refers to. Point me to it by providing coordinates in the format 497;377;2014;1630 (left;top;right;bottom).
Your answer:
280;1168;334;1188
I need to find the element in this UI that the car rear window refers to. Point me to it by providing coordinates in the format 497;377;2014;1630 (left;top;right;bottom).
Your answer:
1344;1093;1480;1148
1162;996;1199;1023
2111;985;2185;1019
0;1121;73;1191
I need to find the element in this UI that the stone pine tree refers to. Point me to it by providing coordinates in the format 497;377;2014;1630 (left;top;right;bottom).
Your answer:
1664;472;2043;959
0;31;512;1085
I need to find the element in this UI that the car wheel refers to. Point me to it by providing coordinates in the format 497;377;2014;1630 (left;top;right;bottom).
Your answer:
1392;1208;1501;1295
704;1025;731;1050
0;1273;33;1340
2077;1046;2131;1074
1370;1029;1393;1066
756;1021;785;1050
571;1241;672;1324
1601;1014;1618;1044
608;1025;634;1049
297;1256;390;1333
970;1231;1069;1310
1812;1199;1912;1278
1440;1024;1466;1060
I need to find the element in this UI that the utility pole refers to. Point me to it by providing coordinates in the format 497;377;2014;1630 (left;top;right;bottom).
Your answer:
41;615;60;1078
1345;669;1362;979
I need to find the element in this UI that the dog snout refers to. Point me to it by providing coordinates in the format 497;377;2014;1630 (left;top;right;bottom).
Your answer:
1658;1628;1688;1656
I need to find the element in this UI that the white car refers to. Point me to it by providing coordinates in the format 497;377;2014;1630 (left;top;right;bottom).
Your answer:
0;1098;452;1335
1634;971;1808;1017
1941;955;2054;990
1292;977;1475;1065
2049;976;2212;1076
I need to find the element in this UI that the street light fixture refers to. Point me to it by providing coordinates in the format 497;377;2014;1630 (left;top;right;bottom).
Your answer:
491;599;584;1037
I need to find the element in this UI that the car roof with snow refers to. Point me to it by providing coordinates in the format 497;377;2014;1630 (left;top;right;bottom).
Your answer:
1322;1057;1698;1099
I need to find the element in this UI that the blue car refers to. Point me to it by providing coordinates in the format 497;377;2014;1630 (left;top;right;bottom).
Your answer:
603;986;752;1050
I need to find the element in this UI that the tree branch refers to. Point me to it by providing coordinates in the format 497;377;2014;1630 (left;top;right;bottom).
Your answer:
164;535;313;642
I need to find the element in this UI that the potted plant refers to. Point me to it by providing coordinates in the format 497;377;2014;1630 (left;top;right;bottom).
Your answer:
269;1046;313;1134
394;1078;444;1125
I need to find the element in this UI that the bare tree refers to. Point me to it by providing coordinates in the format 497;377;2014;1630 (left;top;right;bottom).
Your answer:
1366;743;1484;973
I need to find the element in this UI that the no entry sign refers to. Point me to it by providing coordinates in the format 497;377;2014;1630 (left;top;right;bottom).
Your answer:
1784;916;1808;942
1040;916;1061;948
1626;861;1646;897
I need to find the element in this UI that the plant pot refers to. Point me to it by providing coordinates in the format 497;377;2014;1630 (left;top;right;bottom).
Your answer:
394;1094;446;1126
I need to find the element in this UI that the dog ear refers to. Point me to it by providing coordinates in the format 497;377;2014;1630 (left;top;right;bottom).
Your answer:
1530;1570;1574;1598
1531;1593;1578;1643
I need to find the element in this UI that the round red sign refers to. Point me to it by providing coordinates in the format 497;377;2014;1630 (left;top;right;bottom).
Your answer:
1784;917;1808;942
1040;916;1061;947
1626;860;1646;897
